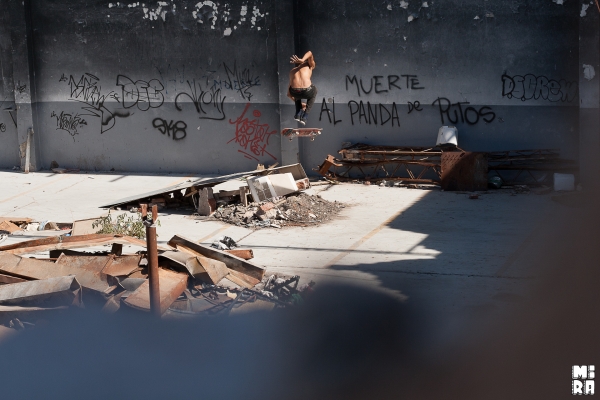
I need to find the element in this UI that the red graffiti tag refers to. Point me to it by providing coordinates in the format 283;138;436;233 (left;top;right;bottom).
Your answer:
228;103;277;161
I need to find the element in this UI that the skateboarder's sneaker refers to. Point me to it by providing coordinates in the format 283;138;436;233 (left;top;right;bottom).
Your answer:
299;111;307;125
294;110;303;122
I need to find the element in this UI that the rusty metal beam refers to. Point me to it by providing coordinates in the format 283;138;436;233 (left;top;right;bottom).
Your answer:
0;234;171;255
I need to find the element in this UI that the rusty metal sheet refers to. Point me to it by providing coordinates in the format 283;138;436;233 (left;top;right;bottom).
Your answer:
0;253;112;294
54;254;113;293
0;276;82;307
224;249;254;260
0;273;29;284
441;152;488;191
99;163;309;208
160;250;228;283
101;255;142;277
123;268;187;315
119;278;147;295
168;235;265;281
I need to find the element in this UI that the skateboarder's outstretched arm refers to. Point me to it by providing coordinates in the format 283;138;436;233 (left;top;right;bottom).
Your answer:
290;51;315;69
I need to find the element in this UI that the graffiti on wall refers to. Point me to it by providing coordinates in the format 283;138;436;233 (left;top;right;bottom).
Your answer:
432;98;496;125
501;73;577;103
51;111;87;140
67;73;124;134
175;79;226;120
228;103;277;161
152;118;187;140
318;73;497;127
346;74;425;96
155;61;261;102
0;123;5;133
116;75;165;110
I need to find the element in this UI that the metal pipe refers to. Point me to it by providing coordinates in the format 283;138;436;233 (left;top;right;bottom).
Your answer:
145;204;160;317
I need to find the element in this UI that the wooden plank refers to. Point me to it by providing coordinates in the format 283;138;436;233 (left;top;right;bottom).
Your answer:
122;268;188;315
167;235;265;281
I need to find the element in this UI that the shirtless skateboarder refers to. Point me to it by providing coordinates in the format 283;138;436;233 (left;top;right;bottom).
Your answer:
287;51;317;125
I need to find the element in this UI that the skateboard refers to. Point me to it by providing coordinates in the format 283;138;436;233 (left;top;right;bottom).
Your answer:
281;128;323;141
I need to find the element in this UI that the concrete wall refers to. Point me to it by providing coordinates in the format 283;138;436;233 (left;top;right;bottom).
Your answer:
294;0;581;171
0;7;20;168
0;0;595;175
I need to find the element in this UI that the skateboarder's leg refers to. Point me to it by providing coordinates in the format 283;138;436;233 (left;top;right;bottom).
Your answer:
294;99;304;120
304;85;318;114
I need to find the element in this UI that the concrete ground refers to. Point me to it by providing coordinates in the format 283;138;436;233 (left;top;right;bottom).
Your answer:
0;168;565;354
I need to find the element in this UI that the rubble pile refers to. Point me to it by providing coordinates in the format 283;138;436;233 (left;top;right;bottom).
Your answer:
212;193;345;228
0;233;312;333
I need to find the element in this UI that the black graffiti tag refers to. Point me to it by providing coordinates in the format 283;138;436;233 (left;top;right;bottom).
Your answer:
175;79;226;120
51;111;87;139
0;123;5;132
501;73;577;103
116;75;165;111
345;74;425;96
152;118;187;140
432;97;496;125
68;73;122;134
221;62;261;101
348;100;401;127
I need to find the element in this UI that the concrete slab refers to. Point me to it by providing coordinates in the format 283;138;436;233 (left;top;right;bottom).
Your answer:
0;168;564;353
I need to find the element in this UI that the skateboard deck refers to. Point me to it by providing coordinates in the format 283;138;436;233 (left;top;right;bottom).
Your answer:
281;128;322;141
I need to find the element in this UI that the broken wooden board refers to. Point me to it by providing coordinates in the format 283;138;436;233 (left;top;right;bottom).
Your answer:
0;275;82;307
122;268;188;315
167;235;265;281
0;234;170;255
159;250;228;284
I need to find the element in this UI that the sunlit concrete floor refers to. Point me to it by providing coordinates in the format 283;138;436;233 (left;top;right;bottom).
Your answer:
0;169;567;354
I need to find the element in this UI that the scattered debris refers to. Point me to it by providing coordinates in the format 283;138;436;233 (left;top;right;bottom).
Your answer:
211;193;344;228
318;144;577;189
0;229;311;332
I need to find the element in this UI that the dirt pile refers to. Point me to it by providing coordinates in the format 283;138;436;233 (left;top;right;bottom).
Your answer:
212;193;345;228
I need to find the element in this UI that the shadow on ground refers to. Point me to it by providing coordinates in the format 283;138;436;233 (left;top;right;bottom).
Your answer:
0;192;596;399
